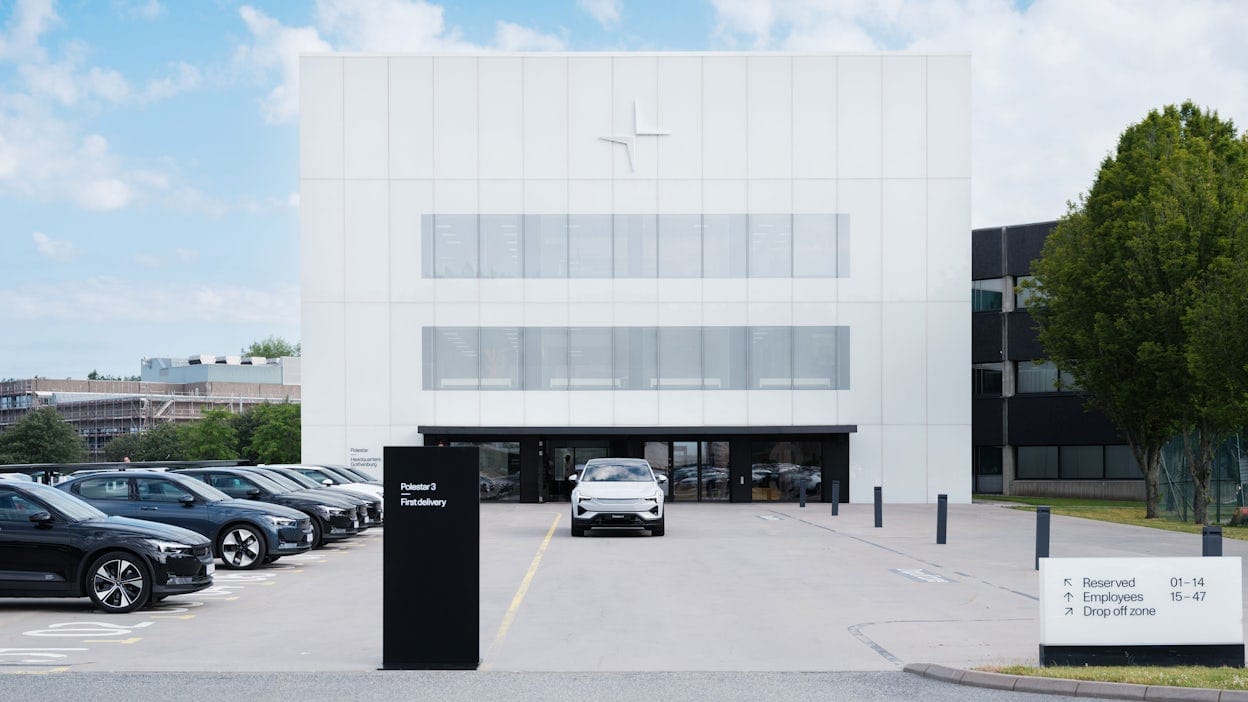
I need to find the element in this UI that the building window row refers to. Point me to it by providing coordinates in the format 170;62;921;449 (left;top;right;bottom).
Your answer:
421;213;850;279
973;360;1080;397
971;275;1040;312
422;326;850;392
1015;444;1141;480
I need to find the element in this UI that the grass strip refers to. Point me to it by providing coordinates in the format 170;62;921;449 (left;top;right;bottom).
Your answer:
985;665;1248;690
974;495;1248;541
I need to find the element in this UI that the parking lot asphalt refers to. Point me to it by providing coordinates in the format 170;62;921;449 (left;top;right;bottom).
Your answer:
1;501;1245;679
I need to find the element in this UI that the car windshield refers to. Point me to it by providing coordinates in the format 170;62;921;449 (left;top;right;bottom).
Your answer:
242;472;291;494
26;483;107;522
250;470;303;491
345;467;378;481
580;463;654;482
316;466;358;483
167;475;231;502
334;466;372;482
274;469;323;489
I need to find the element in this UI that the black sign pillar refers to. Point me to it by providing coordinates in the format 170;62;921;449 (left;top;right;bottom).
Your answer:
382;446;479;670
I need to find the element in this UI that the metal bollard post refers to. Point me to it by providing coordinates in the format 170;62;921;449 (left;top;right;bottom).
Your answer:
1035;506;1050;570
936;493;948;545
874;486;883;528
1203;526;1223;557
830;480;840;516
799;481;807;508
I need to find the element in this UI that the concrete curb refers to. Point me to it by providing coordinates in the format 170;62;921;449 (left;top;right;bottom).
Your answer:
903;663;1246;701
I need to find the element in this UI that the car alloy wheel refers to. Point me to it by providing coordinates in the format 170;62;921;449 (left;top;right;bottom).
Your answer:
88;552;149;613
218;525;267;570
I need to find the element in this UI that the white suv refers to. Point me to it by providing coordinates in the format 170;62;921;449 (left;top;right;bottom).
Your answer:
569;458;666;537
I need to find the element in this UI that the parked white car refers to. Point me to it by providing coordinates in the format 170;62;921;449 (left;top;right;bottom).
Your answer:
569;458;666;537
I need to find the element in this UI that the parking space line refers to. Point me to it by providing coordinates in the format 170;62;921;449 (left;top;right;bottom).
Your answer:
482;513;561;669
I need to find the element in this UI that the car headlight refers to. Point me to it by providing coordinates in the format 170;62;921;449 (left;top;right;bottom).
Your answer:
263;515;298;527
577;494;594;503
644;496;659;503
145;539;194;554
318;504;347;517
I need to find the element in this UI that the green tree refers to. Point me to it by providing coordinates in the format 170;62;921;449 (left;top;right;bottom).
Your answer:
242;336;300;358
136;422;188;462
103;433;142;462
0;407;87;464
1027;102;1248;521
248;403;301;464
183;409;240;460
230;408;265;463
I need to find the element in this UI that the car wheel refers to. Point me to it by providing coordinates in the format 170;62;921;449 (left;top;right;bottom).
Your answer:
310;519;325;549
651;518;665;537
217;524;268;570
86;551;150;613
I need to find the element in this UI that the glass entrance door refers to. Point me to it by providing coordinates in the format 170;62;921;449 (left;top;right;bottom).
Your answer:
545;441;609;502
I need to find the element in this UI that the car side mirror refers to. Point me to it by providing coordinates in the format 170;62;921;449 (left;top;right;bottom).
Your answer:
29;511;52;524
322;479;333;487
179;494;195;506
246;488;261;498
568;474;578;482
657;475;668;483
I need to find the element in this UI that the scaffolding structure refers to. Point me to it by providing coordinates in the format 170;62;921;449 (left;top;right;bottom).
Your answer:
0;378;300;461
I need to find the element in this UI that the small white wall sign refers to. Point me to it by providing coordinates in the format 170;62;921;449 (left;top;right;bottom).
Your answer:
1040;557;1243;647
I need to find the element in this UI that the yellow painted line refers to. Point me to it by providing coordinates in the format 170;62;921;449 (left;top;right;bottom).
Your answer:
481;513;561;670
83;637;141;644
2;667;69;675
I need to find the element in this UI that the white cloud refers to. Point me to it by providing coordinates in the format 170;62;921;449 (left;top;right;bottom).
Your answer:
709;0;1248;227
0;277;300;325
115;0;165;21
235;5;332;125
175;247;199;263
0;0;57;62
31;231;75;261
236;0;565;124
578;0;621;28
493;21;566;51
0;4;209;211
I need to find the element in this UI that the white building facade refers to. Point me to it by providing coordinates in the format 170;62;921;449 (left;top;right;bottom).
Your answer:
299;52;971;504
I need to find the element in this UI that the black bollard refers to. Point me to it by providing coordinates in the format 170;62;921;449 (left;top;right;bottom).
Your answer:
1203;526;1223;557
936;493;948;544
830;480;840;516
1035;506;1050;570
874;486;883;528
799;480;807;508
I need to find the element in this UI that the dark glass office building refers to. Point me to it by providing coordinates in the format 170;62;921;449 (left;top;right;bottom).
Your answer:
972;221;1143;499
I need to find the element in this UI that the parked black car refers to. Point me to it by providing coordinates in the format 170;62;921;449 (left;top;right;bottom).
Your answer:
58;471;313;570
237;467;375;529
173;467;362;548
256;466;383;525
0;481;214;613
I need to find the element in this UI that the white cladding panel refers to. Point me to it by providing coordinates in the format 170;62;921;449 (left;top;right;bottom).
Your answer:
300;52;971;503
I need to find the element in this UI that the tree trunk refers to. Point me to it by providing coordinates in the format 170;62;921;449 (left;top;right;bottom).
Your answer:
1133;441;1161;519
1188;423;1219;526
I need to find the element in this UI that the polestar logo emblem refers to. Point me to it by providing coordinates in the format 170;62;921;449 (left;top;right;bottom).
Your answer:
600;101;670;172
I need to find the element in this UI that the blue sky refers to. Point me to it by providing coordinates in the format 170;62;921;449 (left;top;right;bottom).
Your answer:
1;0;1246;379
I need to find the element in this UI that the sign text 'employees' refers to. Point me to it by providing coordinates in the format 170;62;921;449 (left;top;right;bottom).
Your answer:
400;482;448;508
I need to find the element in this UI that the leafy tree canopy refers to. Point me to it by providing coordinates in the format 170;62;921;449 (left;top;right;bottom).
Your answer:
0;407;86;464
242;336;300;358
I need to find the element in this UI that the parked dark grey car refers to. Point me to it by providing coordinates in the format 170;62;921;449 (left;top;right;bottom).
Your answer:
58;471;313;570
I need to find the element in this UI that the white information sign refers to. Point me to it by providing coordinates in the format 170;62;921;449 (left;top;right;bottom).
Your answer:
1040;557;1243;646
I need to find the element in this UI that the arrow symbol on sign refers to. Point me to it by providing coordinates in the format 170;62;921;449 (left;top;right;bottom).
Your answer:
1064;592;1074;602
1063;578;1072;586
1064;607;1073;616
